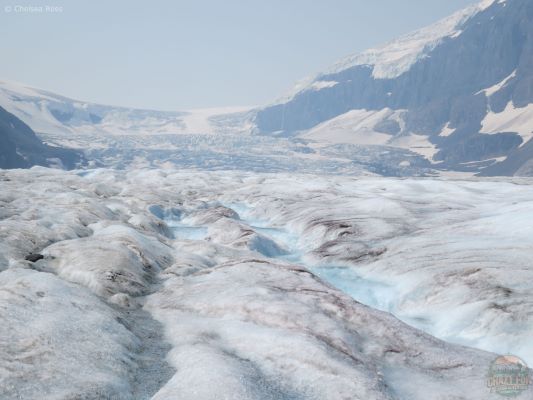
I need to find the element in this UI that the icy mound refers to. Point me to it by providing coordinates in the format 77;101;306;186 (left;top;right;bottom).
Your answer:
206;218;288;257
0;169;117;271
43;223;173;299
0;269;137;399
147;258;493;400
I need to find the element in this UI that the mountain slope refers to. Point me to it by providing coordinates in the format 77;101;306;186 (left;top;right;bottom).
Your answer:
255;0;533;176
0;106;83;169
0;80;253;136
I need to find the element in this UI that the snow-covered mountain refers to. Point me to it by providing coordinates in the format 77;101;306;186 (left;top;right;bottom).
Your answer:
255;0;533;176
0;80;253;136
0;106;83;169
0;81;435;176
1;0;531;177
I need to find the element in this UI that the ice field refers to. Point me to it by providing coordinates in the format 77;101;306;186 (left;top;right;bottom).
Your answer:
1;168;532;399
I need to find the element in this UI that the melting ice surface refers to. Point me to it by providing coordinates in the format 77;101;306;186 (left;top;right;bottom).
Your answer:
249;225;398;313
166;219;208;240
223;203;395;307
312;267;397;312
166;194;527;368
5;168;532;399
168;204;395;314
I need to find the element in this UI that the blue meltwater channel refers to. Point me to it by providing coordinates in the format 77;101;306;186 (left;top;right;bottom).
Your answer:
162;202;533;367
165;203;397;315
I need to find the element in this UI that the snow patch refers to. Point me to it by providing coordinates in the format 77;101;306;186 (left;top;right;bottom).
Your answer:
477;70;516;97
439;122;455;137
481;101;533;146
301;108;437;161
301;108;403;145
308;80;339;91
389;133;438;160
179;107;253;135
302;108;404;146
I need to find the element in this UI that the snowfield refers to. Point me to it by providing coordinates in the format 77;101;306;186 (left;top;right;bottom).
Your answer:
1;167;532;399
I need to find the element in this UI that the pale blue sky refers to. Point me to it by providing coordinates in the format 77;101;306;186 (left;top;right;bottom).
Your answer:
0;0;479;110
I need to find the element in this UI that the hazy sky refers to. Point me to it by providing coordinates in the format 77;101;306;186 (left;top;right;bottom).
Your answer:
0;0;479;110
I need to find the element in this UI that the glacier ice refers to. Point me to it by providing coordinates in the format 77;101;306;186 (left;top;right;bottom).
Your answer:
0;167;532;399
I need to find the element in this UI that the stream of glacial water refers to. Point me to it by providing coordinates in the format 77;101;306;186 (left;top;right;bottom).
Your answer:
163;203;533;366
165;206;397;316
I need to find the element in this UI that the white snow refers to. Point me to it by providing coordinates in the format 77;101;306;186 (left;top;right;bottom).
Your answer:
477;70;516;97
308;80;339;91
388;133;438;160
439;122;456;137
0;79;58;101
481;101;533;146
302;109;401;146
180;106;252;135
301;108;438;161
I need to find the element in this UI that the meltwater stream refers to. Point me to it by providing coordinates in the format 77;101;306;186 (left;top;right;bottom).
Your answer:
248;224;398;313
164;204;533;365
165;206;397;316
166;220;208;241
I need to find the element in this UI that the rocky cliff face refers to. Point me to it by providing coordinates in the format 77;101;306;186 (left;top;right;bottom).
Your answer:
255;0;533;175
0;106;83;169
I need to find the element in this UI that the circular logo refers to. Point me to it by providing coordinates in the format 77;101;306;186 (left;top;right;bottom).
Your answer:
487;355;530;397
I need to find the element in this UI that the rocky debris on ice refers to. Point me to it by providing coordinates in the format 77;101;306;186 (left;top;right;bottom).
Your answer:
24;253;44;262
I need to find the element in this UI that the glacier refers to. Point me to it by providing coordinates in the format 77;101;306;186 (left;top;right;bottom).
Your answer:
1;167;532;399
